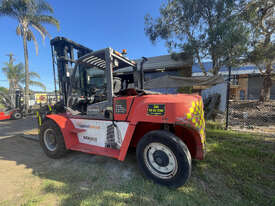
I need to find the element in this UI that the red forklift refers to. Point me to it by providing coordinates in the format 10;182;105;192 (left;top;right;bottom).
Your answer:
0;90;23;120
38;37;206;187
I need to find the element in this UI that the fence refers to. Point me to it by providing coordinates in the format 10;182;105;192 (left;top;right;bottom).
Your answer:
228;100;275;129
225;75;275;131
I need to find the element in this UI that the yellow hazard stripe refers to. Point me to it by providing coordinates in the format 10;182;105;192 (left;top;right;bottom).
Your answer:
37;111;42;126
186;100;206;144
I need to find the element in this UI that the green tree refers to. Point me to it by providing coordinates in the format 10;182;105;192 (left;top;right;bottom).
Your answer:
0;0;59;111
145;0;249;75
240;0;275;101
2;61;46;90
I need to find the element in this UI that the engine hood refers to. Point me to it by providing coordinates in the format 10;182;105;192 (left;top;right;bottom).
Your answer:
127;93;205;143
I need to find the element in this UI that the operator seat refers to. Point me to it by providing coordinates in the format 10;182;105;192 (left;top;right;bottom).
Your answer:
113;77;122;94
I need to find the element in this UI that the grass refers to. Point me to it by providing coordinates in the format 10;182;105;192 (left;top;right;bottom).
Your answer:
1;128;274;206
206;120;225;130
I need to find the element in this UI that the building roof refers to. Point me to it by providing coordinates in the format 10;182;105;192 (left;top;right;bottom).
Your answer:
192;62;275;76
116;54;274;76
144;75;225;89
115;54;192;74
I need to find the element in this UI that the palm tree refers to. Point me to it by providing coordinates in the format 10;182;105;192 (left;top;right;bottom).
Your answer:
2;61;46;105
2;62;46;104
2;61;46;90
0;0;59;111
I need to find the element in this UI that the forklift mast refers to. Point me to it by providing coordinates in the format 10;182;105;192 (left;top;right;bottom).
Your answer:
0;90;23;111
50;37;93;105
0;91;13;109
15;90;23;109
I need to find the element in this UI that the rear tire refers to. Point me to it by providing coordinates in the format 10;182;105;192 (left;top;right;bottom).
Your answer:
40;119;67;159
12;111;22;120
136;130;191;188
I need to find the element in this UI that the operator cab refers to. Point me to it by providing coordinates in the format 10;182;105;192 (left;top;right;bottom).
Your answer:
68;48;136;120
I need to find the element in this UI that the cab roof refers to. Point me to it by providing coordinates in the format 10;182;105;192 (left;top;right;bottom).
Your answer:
76;48;136;70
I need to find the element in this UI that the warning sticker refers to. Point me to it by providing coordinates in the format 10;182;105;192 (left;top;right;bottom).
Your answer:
147;104;165;116
115;99;127;114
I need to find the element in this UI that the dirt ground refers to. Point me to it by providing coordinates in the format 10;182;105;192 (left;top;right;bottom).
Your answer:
0;117;137;205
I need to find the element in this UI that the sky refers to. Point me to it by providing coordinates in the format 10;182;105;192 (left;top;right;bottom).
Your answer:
0;0;167;91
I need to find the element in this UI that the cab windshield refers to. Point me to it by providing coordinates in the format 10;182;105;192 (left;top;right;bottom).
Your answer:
72;65;106;96
87;67;105;88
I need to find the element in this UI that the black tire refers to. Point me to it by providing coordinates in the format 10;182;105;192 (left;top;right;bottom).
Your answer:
12;111;22;120
136;130;191;188
40;119;67;159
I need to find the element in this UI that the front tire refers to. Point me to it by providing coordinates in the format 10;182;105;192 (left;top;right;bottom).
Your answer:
40;119;67;159
136;130;191;187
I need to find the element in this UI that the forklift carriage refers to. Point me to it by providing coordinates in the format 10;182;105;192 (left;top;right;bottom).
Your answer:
38;37;206;187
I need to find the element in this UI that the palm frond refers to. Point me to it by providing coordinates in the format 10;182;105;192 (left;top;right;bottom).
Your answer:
29;80;46;91
35;15;60;30
29;71;40;79
2;62;25;90
2;62;15;77
30;21;51;40
2;67;9;75
17;63;25;80
0;0;18;18
17;62;25;70
36;0;53;14
30;22;46;40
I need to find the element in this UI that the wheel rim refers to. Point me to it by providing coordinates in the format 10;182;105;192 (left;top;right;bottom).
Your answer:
14;113;22;119
43;128;57;152
143;142;178;179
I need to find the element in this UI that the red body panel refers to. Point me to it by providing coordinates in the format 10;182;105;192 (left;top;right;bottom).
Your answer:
46;93;206;161
117;94;205;159
125;94;201;124
113;96;135;121
71;143;120;159
0;111;12;121
46;114;79;149
46;114;133;160
118;124;136;161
